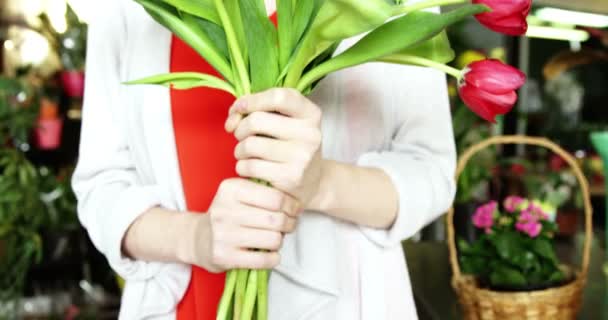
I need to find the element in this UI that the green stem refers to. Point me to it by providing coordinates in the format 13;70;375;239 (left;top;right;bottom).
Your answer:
240;270;259;320
257;270;268;320
382;55;463;78
297;54;462;91
213;0;251;95
216;270;238;320
394;0;468;16
233;269;250;320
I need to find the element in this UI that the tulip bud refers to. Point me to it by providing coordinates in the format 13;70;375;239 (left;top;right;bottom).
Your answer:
458;59;526;122
473;0;532;36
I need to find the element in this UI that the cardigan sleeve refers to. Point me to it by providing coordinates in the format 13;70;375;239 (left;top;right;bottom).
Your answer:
357;65;457;248
71;1;189;318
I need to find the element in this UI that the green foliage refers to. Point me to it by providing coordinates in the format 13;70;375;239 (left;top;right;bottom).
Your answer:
0;77;78;305
130;1;488;97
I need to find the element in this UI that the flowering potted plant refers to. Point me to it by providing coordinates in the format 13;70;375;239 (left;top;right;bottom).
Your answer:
458;197;569;291
127;0;531;318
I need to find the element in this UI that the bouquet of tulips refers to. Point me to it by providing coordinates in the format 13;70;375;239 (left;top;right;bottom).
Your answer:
128;0;530;318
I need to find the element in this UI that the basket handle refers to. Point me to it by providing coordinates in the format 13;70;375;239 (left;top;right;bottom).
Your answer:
447;135;593;281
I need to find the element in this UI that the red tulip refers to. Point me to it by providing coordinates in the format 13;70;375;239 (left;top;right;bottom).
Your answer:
458;59;526;123
473;0;531;36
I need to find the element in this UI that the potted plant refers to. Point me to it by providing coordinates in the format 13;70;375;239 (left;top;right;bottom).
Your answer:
38;5;87;98
458;197;569;292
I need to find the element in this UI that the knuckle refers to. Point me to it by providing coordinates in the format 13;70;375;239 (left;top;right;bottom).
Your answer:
272;89;288;105
268;212;286;230
267;252;281;268
247;112;263;130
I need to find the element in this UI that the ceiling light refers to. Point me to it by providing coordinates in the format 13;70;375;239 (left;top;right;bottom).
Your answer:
526;26;590;42
536;7;608;28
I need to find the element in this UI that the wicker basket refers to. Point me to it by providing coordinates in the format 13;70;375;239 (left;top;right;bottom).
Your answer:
447;136;593;320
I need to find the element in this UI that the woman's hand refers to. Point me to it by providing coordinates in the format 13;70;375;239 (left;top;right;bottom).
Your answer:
182;178;300;273
225;88;324;209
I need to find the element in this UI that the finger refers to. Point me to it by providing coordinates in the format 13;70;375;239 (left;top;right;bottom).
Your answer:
234;179;300;216
233;111;313;141
234;136;301;163
236;159;284;187
229;250;281;270
234;206;297;233
234;228;284;251
224;112;244;133
230;88;321;122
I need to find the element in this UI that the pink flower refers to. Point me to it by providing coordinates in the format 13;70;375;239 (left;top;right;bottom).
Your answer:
458;59;526;123
473;0;532;36
503;196;525;213
516;221;542;238
528;203;549;221
472;201;497;229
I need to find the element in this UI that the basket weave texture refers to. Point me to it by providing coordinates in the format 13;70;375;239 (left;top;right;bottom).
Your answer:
446;136;593;320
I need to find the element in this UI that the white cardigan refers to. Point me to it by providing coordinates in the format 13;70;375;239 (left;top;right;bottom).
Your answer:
72;1;456;319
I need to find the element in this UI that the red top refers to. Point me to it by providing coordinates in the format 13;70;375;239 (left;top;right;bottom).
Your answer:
171;13;277;320
171;35;236;320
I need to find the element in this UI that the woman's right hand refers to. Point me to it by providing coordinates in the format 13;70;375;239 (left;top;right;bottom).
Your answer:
180;178;301;273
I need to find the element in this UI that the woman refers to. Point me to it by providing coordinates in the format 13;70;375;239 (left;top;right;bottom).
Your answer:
72;0;456;319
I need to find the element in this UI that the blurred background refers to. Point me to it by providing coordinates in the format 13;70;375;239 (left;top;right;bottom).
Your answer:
0;0;608;319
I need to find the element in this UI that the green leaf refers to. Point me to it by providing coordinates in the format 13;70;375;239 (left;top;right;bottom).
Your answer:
490;265;527;287
161;0;220;25
213;0;250;94
531;238;559;264
380;31;455;65
125;72;236;95
491;231;520;261
297;4;489;91
224;0;248;68
548;270;565;283
277;0;294;70
285;0;395;87
240;0;279;92
183;14;229;60
133;0;233;82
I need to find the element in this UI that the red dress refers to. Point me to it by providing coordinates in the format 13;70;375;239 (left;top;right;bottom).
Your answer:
170;35;236;320
171;13;277;320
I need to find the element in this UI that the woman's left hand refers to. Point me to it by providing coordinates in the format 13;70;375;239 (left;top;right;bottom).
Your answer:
225;88;323;210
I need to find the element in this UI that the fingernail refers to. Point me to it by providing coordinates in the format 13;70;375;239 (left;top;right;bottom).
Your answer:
233;100;247;113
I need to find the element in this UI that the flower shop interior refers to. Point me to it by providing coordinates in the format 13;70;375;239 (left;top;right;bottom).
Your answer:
1;0;608;319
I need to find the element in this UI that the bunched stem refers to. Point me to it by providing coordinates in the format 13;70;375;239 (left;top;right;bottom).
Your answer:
240;270;259;320
257;270;268;320
216;270;238;320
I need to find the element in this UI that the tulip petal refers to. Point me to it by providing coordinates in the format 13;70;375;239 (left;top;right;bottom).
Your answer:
473;0;531;17
465;59;526;94
473;0;531;35
459;84;517;122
